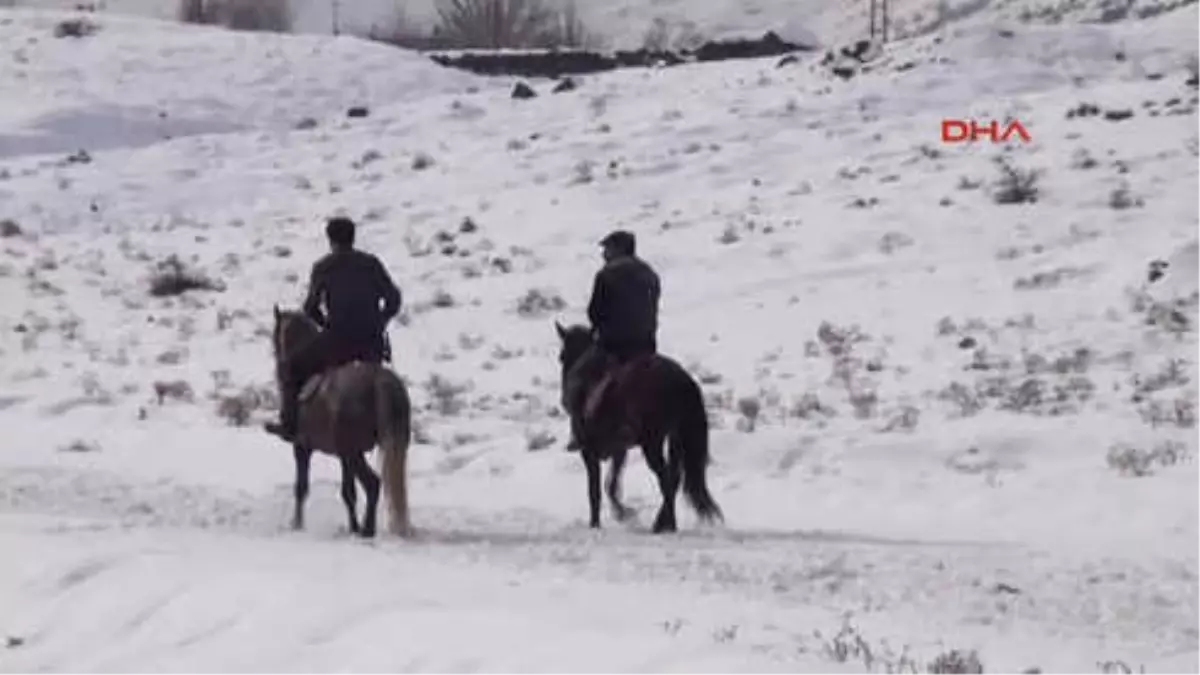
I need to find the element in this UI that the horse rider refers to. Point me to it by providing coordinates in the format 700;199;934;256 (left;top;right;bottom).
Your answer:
564;229;662;451
265;216;403;444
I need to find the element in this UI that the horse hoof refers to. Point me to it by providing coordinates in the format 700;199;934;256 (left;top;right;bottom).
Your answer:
359;528;376;539
651;519;677;534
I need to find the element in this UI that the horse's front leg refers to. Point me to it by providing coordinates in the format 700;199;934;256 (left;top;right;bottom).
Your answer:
338;456;361;535
292;444;311;530
583;449;602;529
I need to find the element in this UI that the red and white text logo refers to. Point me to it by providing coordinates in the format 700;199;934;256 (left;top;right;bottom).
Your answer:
941;119;1032;144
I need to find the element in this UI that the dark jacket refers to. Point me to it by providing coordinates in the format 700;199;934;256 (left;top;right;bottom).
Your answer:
586;255;660;347
303;248;401;341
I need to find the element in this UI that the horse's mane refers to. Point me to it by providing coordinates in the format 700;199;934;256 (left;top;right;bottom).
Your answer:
273;308;321;360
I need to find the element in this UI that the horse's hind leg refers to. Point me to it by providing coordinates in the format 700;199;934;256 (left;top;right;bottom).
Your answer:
348;452;380;539
606;447;635;523
292;444;311;531
641;435;679;534
338;456;361;535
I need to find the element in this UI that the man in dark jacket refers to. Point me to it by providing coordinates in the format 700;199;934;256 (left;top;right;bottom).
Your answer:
565;229;661;450
265;216;402;443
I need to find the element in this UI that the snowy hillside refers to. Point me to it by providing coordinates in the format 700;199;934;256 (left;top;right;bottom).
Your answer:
1;4;1198;673
13;0;1200;45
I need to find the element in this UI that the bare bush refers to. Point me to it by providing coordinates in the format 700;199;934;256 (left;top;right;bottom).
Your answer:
215;385;276;426
516;288;566;318
735;395;762;432
177;0;217;24
639;16;704;51
936;379;984;415
433;0;593;49
814;321;880;417
1107;440;1190;477
178;0;293;32
815;621;921;672
1132;358;1190;397
1109;182;1143;210
928;649;985;674
544;0;599;49
149;255;222;297
790;392;836;420
425;374;470;415
990;157;1041;204
153;379;195;405
1138;396;1197;429
54;17;99;38
882;404;920;432
1099;660;1146;674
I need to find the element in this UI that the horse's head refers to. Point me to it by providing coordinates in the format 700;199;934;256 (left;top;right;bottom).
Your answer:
271;304;320;366
554;321;593;377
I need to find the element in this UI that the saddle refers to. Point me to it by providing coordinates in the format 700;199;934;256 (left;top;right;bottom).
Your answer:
583;354;654;424
297;360;373;403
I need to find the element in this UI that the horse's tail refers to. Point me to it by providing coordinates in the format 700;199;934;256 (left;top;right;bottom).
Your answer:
375;369;413;538
674;371;723;524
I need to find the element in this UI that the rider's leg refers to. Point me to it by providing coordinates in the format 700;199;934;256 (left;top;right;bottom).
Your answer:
565;344;606;450
267;332;332;441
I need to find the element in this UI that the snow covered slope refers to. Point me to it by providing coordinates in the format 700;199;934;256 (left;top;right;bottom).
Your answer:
13;0;1200;45
1;5;1197;673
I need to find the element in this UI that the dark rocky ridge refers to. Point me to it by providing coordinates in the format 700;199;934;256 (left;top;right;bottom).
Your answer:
426;31;815;78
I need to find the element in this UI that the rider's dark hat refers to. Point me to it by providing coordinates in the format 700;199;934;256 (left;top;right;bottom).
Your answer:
599;229;636;255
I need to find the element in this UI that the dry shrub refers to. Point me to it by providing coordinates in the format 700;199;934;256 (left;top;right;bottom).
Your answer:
991;157;1041;204
148;255;222;297
1107;440;1189;477
433;0;594;48
177;0;293;32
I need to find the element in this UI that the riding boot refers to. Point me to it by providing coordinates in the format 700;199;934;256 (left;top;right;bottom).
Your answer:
264;376;300;443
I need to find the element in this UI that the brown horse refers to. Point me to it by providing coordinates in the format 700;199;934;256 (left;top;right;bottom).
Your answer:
271;306;413;539
555;322;723;533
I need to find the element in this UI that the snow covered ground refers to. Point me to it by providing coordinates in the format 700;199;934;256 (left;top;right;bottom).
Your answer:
1;5;1197;672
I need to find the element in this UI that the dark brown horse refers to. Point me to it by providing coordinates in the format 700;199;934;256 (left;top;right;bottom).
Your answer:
555;322;723;533
271;307;413;538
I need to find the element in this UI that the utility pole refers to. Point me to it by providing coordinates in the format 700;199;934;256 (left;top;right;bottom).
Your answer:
869;0;877;40
331;0;341;35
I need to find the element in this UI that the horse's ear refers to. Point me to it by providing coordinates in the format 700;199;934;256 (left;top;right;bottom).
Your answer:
273;304;280;322
554;321;567;340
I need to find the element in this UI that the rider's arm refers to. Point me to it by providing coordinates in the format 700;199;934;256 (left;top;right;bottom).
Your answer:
302;262;328;327
586;270;608;331
373;257;402;322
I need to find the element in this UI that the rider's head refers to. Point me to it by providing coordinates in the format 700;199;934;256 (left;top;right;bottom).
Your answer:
325;216;356;251
600;229;636;262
